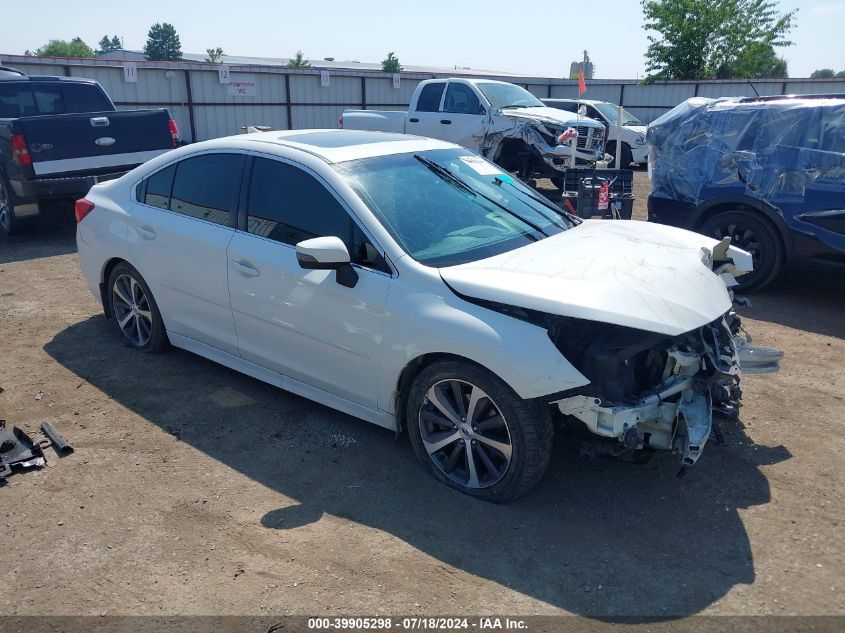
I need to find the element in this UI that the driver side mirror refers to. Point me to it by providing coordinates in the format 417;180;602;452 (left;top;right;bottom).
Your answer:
295;236;359;288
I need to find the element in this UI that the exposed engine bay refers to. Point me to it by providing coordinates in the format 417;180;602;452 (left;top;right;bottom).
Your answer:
550;310;780;466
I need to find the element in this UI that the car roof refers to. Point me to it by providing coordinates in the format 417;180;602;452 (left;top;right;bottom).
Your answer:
231;129;459;163
0;67;99;85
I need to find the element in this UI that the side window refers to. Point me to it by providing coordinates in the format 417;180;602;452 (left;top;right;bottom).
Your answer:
586;106;602;121
0;85;36;117
169;154;242;226
443;83;481;115
246;158;388;271
140;164;176;210
416;83;445;113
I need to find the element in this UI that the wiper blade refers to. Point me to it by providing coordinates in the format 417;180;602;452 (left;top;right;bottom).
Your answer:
415;154;476;197
500;104;528;109
493;177;582;227
415;154;549;237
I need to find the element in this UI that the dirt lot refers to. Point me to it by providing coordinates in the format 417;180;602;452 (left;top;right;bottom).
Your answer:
1;174;843;619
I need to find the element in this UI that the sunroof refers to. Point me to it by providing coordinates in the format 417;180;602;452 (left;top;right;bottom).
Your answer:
280;130;415;148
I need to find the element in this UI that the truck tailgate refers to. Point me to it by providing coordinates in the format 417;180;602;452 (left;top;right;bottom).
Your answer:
18;109;173;177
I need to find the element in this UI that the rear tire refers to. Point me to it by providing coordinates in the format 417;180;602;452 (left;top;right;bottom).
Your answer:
107;262;169;353
698;210;784;292
0;175;35;236
406;360;553;503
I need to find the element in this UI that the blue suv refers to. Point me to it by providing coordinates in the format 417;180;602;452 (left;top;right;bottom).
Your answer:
647;95;845;291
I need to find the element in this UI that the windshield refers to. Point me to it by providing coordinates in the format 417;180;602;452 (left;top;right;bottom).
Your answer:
592;102;643;126
476;83;544;110
335;149;576;267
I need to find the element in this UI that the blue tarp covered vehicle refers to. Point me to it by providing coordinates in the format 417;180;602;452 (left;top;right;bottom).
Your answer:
646;95;845;291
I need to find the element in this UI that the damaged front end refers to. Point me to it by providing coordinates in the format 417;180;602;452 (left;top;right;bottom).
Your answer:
550;308;782;467
481;114;606;176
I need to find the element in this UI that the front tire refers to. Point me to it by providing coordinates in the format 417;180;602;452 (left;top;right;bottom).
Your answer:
698;210;784;292
107;263;169;353
406;360;553;503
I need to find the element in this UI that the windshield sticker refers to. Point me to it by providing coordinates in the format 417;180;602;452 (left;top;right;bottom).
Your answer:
458;156;504;176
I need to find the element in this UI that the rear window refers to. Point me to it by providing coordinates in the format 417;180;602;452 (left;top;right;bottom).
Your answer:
416;83;445;113
169;154;243;226
0;82;111;117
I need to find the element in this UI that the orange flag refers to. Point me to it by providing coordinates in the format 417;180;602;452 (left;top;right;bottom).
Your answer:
578;65;587;95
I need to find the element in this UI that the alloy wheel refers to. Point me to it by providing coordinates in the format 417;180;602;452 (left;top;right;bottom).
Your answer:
112;273;154;347
0;181;10;232
418;379;513;489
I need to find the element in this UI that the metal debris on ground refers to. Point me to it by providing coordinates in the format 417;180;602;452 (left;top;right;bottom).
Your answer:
0;420;46;484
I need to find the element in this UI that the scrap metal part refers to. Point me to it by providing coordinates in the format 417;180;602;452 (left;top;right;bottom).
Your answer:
41;421;74;456
0;420;46;481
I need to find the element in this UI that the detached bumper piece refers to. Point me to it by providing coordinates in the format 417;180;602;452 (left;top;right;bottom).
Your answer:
0;420;46;484
554;317;775;468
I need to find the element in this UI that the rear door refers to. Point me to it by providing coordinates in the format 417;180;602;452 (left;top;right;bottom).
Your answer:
3;82;172;177
226;155;392;409
127;152;244;355
406;81;446;139
436;82;487;151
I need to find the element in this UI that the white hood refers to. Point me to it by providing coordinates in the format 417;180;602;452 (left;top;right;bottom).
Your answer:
440;221;743;336
627;125;648;136
501;106;604;129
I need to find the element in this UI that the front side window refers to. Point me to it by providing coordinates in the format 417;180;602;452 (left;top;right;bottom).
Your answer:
246;158;387;271
592;102;643;126
443;83;481;115
336;149;575;267
169;154;243;226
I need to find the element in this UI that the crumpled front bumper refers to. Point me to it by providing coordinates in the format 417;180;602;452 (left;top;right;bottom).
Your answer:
553;317;782;467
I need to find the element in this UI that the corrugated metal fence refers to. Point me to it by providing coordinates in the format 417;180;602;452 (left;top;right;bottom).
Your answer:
4;54;845;142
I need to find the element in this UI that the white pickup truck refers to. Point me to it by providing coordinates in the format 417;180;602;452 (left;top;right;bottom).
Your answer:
340;78;607;186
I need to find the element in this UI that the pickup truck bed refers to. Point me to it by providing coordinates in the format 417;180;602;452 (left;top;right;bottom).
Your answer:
0;66;176;235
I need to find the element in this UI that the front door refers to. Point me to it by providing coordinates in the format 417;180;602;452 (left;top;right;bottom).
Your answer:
436;82;487;152
226;156;392;409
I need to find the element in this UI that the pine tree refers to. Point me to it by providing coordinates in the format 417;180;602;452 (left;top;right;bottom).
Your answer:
143;23;182;61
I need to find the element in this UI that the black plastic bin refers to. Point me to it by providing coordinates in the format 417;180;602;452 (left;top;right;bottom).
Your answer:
560;168;635;220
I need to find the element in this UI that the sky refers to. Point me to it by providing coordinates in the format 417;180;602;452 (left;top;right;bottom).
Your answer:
5;0;845;78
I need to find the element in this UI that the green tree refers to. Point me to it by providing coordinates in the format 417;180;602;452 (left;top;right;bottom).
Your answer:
143;22;182;61
717;43;788;78
641;0;796;81
36;37;95;58
837;70;845;78
810;68;836;79
98;35;123;54
287;50;311;68
381;51;402;73
205;47;224;64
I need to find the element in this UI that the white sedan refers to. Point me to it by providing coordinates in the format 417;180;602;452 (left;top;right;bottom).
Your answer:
76;129;780;502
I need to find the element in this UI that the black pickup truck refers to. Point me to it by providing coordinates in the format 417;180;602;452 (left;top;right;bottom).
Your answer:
0;66;178;235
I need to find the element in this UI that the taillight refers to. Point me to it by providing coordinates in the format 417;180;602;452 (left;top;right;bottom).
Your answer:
11;133;31;166
338;116;344;129
75;198;95;223
168;119;180;148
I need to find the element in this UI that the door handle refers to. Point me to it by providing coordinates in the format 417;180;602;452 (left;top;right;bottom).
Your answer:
440;119;452;124
136;225;156;240
231;259;260;277
409;117;419;123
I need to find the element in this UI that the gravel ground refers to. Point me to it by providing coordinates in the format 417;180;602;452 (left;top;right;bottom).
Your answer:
0;173;843;619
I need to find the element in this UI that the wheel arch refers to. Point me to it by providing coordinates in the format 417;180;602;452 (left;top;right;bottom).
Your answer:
99;257;131;317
